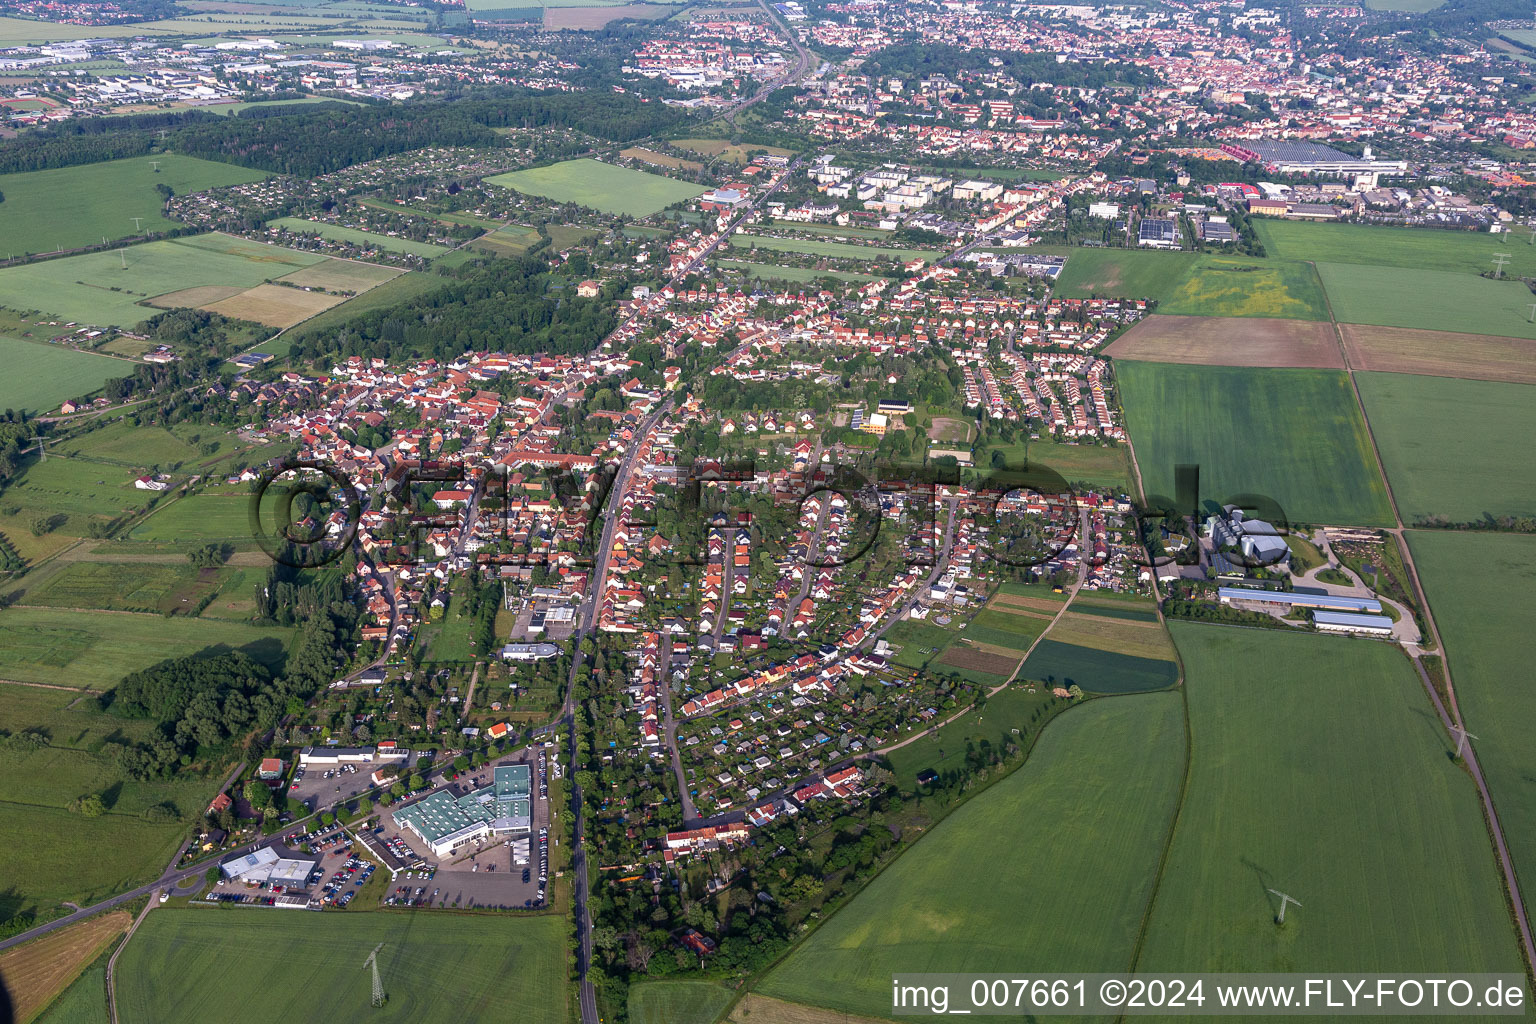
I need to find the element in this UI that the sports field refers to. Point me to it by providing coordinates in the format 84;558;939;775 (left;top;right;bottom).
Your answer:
629;981;734;1024
1254;219;1536;278
268;217;451;257
0;607;291;688
1316;262;1536;340
729;235;940;262
1139;624;1522;978
485;158;705;217
1105;315;1343;368
1338;323;1536;385
0;337;128;414
759;692;1184;1020
117;910;567;1024
1158;256;1329;320
1050;247;1198;301
0;234;324;328
0;155;267;256
1408;531;1536;907
1116;361;1394;527
1355;372;1536;522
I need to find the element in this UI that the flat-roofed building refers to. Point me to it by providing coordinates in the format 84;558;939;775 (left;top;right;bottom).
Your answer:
1313;610;1394;636
393;763;533;858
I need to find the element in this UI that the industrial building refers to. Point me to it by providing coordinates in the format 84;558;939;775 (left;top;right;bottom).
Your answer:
1217;587;1382;614
1220;140;1407;184
1313;610;1394;636
1205;506;1290;568
220;846;317;886
393;763;533;858
1137;218;1179;248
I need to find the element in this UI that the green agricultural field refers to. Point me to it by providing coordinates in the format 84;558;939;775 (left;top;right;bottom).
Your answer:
1407;531;1536;910
1049;247;1199;301
1316;262;1536;340
1116;362;1394;526
14;562;232;615
0;337;128;415
1158;256;1329;321
758;692;1184;1021
0;607;291;689
713;259;877;284
974;433;1134;492
37;965;108;1024
1355;372;1536;522
629;981;733;1024
1139;624;1522;981
0;685;220;917
957;607;1051;650
127;494;257;547
470;223;542;256
485;158;705;217
0;234;323;328
729;235;939;262
1020;638;1178;693
1255;220;1536;277
117;910;566;1024
0;155;267;256
268;217;451;257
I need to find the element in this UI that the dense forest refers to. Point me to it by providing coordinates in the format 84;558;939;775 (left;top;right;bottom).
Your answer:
286;254;618;364
0;87;693;176
109;601;358;779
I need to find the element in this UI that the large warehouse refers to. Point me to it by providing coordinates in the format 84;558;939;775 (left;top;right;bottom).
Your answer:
393;763;533;858
1220;140;1407;182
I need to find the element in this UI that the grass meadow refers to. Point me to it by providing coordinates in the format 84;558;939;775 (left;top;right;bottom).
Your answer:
0;156;267;256
758;692;1184;1021
713;259;878;284
1139;624;1523;981
0;337;127;414
1355;372;1536;522
117;910;567;1024
881;685;1058;791
0;685;221;916
12;561;232;615
127;493;260;546
1408;531;1536;912
1157;256;1329;321
728;235;940;262
1254;220;1536;278
628;981;734;1024
1020;638;1179;693
485;158;705;217
1316;262;1536;340
268;217;451;257
0;234;323;327
1116;362;1394;527
0;607;291;688
1042;246;1198;302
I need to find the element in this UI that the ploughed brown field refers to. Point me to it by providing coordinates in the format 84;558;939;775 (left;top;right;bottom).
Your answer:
1338;323;1536;385
1105;314;1343;368
937;645;1019;676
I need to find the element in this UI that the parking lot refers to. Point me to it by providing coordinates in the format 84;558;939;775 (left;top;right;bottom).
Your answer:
203;826;379;909
285;762;375;812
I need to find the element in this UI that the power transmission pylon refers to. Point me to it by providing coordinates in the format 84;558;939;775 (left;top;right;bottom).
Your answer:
363;943;385;1007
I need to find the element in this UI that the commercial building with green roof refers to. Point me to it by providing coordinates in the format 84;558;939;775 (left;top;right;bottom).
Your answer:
393;763;532;858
